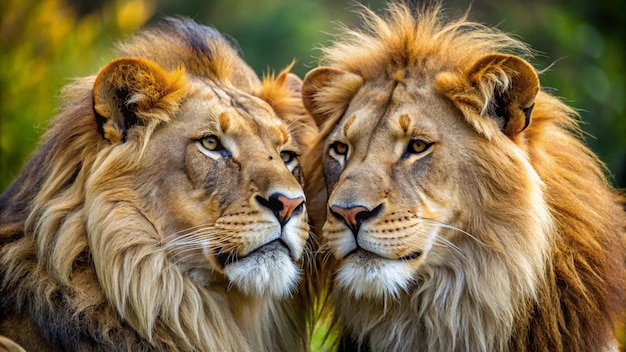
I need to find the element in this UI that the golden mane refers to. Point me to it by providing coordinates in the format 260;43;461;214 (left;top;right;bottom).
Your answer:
0;18;315;351
118;17;258;89
302;3;626;351
306;3;537;131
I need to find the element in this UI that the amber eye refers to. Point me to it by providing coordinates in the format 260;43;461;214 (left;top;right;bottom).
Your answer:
330;142;349;156
200;135;222;151
280;151;298;164
201;136;219;150
407;139;432;154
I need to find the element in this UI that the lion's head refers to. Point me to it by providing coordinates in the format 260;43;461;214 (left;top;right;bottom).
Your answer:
0;18;317;351
302;3;626;351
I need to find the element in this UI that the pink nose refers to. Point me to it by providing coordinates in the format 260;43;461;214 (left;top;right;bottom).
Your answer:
275;195;304;224
256;193;304;226
330;205;370;235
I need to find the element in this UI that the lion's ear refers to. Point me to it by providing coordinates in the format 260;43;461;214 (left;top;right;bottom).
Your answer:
280;71;303;95
256;65;318;146
256;64;316;128
302;67;363;128
267;65;304;105
437;54;539;139
93;57;187;143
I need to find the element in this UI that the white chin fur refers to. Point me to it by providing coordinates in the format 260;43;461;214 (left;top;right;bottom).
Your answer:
336;257;415;300
224;247;301;298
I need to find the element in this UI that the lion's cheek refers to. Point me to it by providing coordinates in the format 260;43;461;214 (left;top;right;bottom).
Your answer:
280;213;310;261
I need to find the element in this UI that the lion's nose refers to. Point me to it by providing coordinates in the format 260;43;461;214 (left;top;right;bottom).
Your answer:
256;193;304;226
330;204;382;236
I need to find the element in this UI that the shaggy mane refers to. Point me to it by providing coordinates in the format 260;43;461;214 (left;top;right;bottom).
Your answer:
0;18;312;352
304;2;626;351
119;17;260;90
321;3;531;81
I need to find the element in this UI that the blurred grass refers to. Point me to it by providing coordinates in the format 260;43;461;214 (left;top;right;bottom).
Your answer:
310;319;336;352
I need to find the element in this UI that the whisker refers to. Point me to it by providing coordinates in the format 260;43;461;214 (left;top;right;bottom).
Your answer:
157;227;240;270
159;237;223;254
419;217;488;248
161;222;219;242
314;243;327;257
164;243;215;256
162;228;237;247
169;250;204;267
432;235;468;261
164;235;208;247
166;233;231;247
317;245;335;268
307;229;321;248
300;241;313;272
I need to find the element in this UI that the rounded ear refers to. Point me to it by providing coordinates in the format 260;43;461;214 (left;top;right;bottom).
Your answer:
93;57;187;143
256;65;318;146
302;67;363;128
282;71;303;94
437;54;539;139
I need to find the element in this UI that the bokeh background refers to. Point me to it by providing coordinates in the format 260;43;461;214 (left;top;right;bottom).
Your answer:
1;0;625;348
1;0;625;192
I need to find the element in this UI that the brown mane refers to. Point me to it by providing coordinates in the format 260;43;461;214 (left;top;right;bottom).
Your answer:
0;18;315;351
303;3;626;351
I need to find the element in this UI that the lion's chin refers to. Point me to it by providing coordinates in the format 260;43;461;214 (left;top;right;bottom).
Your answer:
223;241;301;298
336;251;417;300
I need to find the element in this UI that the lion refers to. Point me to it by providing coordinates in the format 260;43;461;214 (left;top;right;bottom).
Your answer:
301;3;626;351
0;18;318;351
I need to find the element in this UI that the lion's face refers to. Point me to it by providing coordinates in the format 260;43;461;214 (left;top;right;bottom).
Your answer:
89;58;311;300
316;78;468;298
143;84;308;297
304;55;550;300
145;82;308;297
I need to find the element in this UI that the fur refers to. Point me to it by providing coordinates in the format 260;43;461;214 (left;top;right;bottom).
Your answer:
0;18;317;351
302;2;626;351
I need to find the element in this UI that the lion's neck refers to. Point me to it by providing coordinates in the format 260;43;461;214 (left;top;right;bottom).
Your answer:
223;289;306;352
226;290;267;342
334;237;548;352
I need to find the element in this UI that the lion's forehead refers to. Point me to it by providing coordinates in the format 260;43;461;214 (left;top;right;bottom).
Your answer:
182;84;291;145
336;83;451;145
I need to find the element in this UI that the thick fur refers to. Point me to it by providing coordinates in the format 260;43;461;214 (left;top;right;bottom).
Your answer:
302;3;626;351
0;18;318;351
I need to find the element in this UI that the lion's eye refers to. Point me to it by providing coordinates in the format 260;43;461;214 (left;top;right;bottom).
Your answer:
407;139;432;154
330;142;349;157
199;135;224;152
280;151;298;164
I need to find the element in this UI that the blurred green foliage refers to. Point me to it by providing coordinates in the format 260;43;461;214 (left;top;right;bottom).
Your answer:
466;1;626;191
1;0;154;190
0;0;625;349
1;0;625;192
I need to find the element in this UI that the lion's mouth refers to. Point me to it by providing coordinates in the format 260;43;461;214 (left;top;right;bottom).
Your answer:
214;239;290;268
399;251;422;261
346;247;422;262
